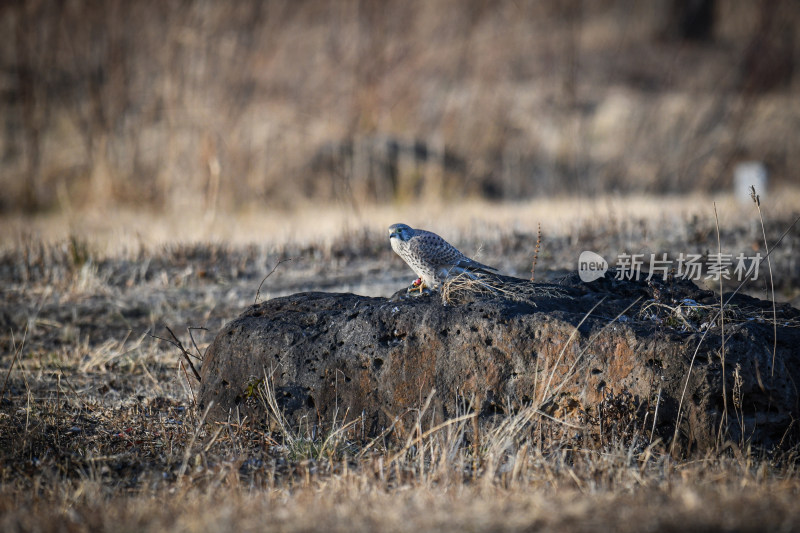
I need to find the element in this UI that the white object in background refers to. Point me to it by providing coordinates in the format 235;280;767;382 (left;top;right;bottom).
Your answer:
734;161;768;204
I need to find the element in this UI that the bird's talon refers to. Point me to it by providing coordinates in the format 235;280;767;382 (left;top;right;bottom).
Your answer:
408;278;426;293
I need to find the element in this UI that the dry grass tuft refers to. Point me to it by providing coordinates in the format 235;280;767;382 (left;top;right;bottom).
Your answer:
440;273;569;306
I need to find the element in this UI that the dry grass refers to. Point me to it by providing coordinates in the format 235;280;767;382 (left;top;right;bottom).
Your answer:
3;460;800;532
3;189;800;253
3;1;800;212
2;195;800;531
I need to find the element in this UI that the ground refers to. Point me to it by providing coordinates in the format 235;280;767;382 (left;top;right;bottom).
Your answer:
1;193;800;532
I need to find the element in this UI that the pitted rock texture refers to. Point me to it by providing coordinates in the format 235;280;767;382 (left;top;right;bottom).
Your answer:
199;274;800;452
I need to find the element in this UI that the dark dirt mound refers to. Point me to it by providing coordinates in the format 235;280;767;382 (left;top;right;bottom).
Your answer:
199;273;800;453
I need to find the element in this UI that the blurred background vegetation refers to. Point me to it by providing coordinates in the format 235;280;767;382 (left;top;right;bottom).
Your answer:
1;0;798;213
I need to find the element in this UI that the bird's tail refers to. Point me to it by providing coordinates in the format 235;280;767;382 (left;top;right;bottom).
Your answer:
457;258;498;274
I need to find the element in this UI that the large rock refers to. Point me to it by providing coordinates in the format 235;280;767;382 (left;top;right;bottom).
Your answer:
199;274;800;452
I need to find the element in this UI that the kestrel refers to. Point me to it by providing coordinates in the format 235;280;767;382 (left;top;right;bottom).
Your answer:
388;223;498;291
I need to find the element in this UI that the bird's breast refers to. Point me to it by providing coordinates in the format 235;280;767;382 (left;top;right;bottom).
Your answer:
390;238;403;255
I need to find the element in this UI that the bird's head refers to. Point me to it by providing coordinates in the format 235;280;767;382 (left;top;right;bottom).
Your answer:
388;223;414;242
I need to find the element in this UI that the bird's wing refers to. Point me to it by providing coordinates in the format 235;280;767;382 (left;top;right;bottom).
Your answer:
408;232;466;268
410;231;498;273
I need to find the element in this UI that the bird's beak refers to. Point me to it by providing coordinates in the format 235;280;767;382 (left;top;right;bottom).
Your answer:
389;230;397;239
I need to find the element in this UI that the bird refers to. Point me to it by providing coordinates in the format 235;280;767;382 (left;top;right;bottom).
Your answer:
388;223;498;291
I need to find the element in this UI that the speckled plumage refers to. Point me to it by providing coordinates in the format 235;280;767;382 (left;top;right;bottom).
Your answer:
388;223;497;289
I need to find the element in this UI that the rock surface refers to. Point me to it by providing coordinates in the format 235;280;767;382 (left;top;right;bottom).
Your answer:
199;273;800;452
